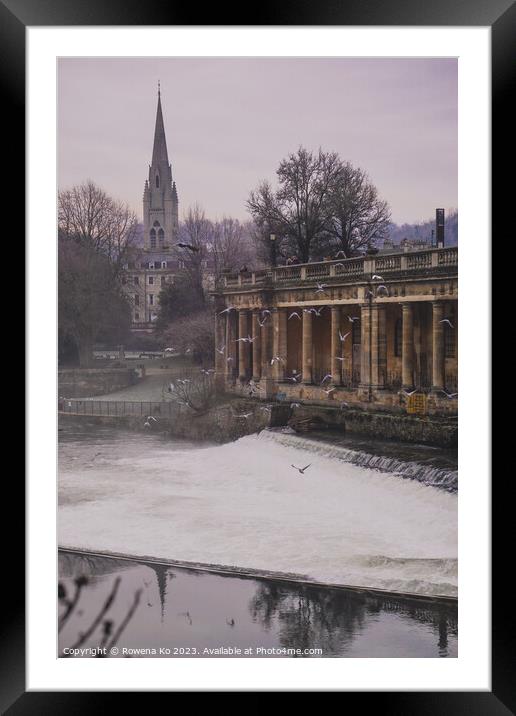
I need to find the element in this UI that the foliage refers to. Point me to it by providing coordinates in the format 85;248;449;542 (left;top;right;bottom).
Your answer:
160;309;215;365
58;181;138;366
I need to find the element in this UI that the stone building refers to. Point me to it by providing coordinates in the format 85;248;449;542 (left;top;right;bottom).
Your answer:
213;247;458;415
122;87;180;333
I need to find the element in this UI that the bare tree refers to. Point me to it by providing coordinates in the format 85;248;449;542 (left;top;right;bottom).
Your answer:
211;217;258;278
247;146;342;263
174;205;213;304
325;162;391;257
165;372;216;414
58;180;139;275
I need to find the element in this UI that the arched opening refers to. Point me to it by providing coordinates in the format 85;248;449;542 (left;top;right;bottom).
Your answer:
155;174;160;188
158;228;164;248
150;228;156;249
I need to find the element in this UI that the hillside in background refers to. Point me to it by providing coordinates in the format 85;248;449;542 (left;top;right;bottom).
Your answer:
387;210;458;247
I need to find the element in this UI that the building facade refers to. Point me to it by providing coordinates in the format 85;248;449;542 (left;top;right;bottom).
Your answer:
213;247;458;415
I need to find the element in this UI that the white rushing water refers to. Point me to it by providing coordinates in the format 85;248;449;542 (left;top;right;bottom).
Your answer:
58;427;457;597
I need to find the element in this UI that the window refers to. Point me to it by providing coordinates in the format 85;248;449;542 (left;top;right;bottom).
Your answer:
135;312;140;321
158;228;164;247
150;229;156;249
444;322;455;358
149;262;155;270
394;318;402;357
149;276;154;285
155;174;160;188
133;276;139;285
134;294;139;306
149;294;154;305
161;276;166;286
161;261;167;269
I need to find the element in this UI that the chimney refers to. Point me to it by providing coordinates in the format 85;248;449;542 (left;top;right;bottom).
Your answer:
436;208;445;248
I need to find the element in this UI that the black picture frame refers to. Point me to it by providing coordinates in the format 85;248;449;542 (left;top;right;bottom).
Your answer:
8;0;508;708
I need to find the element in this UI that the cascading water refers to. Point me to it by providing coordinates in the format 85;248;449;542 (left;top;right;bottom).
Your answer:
58;423;458;598
261;428;458;492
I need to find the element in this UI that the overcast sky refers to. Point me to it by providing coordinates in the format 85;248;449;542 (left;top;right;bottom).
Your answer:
58;57;457;226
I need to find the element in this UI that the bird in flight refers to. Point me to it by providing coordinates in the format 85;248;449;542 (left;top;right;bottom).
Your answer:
176;242;200;252
291;464;311;474
335;356;345;362
290;402;301;408
258;316;268;327
219;306;235;314
288;312;301;320
226;356;233;362
261;310;271;317
323;387;336;395
315;283;328;293
376;285;389;295
226;618;235;627
235;412;252;419
216;344;225;354
372;274;384;281
440;319;454;328
339;330;350;342
399;388;417;396
286;375;301;382
321;374;333;384
440;390;458;398
271;355;285;365
311;307;326;316
347;315;359;322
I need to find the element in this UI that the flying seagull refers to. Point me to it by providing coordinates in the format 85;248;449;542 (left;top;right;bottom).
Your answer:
372;274;384;281
235;412;253;419
440;390;458;398
291;464;311;474
339;330;350;342
216;344;225;354
399;388;417;396
219;306;235;315
176;242;200;252
288;312;301;320
321;374;333;384
440;319;454;328
347;315;359;323
315;282;328;293
258;316;268;327
323;387;336;395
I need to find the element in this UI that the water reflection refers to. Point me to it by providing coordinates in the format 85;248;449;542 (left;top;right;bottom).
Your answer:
59;551;457;658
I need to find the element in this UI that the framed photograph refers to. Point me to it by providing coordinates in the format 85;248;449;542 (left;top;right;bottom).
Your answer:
7;0;508;707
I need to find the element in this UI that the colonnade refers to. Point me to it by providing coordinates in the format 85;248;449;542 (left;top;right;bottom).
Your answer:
215;300;449;393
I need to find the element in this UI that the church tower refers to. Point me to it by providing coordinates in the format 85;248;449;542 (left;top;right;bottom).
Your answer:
143;84;179;252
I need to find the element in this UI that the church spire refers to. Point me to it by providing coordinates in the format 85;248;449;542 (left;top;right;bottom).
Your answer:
151;84;169;167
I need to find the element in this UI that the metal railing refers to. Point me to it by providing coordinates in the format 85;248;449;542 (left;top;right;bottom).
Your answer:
58;399;180;418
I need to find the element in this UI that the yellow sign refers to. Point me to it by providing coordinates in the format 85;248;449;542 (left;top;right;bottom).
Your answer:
407;393;427;415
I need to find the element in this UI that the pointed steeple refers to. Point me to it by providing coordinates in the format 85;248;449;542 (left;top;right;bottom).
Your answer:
151;83;169;167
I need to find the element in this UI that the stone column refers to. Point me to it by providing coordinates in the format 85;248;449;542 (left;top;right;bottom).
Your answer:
431;301;445;391
238;310;250;381
302;309;313;384
251;310;262;381
402;302;414;390
360;304;371;388
371;304;387;389
261;313;271;378
330;306;342;385
225;310;237;379
272;308;287;380
214;311;226;375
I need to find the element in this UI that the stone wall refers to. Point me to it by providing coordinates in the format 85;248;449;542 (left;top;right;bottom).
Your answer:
58;368;139;398
59;397;456;448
